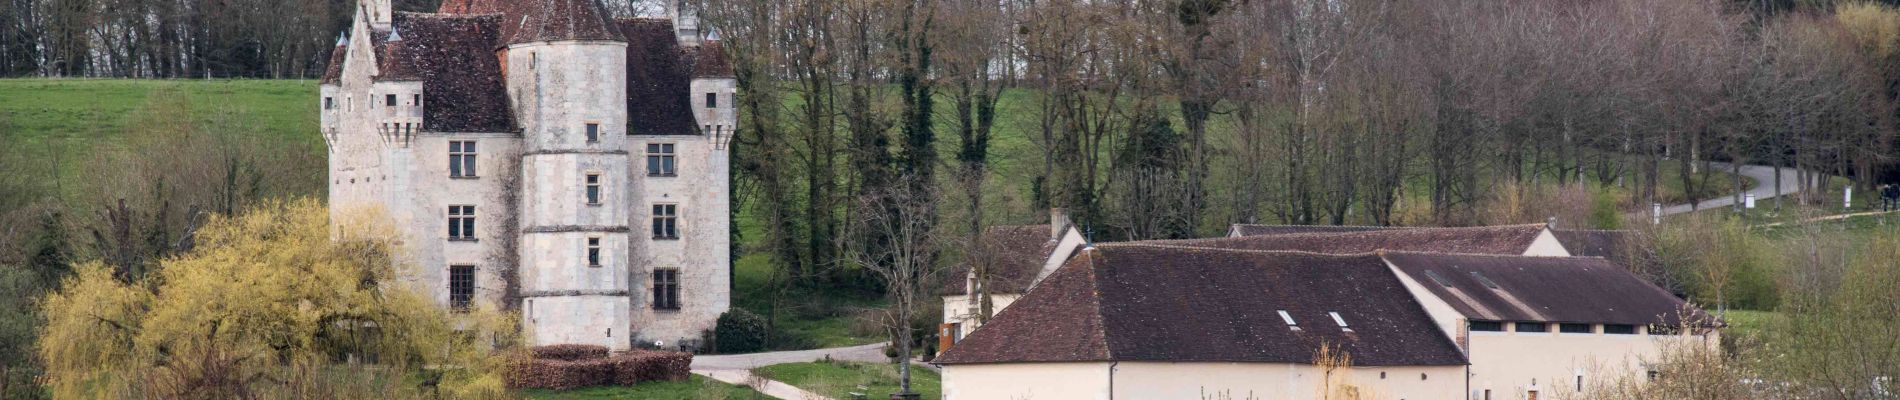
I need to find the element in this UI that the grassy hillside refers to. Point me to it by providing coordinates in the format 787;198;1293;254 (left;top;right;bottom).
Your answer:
0;79;322;199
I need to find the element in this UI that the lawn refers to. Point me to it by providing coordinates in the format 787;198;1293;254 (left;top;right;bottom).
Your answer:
521;376;771;400
1719;309;1781;345
755;361;942;400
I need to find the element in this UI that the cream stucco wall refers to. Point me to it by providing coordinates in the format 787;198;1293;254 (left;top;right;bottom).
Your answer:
1466;327;1715;400
1520;229;1571;257
942;362;1465;400
940;293;1020;341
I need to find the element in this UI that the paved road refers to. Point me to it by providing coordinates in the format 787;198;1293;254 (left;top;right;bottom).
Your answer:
1656;162;1817;216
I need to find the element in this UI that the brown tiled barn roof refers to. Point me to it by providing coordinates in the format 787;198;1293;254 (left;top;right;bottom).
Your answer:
618;18;698;136
935;245;1469;366
939;225;1056;296
384;13;517;133
1379;252;1708;326
1230;224;1408;237
1148;224;1549;255
1551;229;1651;269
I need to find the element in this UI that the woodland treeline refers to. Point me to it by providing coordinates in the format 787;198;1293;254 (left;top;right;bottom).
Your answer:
709;0;1900;288
0;0;668;77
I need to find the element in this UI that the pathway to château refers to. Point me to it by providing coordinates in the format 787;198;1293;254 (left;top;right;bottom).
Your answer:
691;343;888;400
1655;162;1816;217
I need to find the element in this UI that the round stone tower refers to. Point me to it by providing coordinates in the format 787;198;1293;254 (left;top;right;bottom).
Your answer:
502;0;635;350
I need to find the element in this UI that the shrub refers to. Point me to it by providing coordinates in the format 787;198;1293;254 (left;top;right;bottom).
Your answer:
608;350;694;385
531;344;609;361
712;309;768;354
507;349;693;390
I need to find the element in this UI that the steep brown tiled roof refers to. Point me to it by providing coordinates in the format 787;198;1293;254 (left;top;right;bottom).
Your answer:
320;44;346;84
387;12;517;132
1150;224;1549;255
618;18;698;136
939;225;1056;296
1379;252;1710;326
508;0;624;44
438;0;623;45
1231;224;1408;237
935;245;1470;367
691;41;734;78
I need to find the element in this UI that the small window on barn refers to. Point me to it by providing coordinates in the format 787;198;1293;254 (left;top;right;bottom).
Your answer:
413;94;421;107
385;94;397;107
1469;320;1505;332
1516;322;1549;333
1603;324;1637;335
1277;310;1300;331
706;92;717;109
324;97;334;110
1560;323;1593;334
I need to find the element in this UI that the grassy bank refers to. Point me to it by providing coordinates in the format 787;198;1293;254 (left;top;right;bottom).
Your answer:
755;361;942;400
521;376;770;399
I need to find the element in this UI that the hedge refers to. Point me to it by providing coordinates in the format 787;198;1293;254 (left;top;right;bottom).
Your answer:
507;348;694;390
531;344;610;361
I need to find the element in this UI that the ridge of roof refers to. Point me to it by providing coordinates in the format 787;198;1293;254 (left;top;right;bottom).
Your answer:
937;245;1470;366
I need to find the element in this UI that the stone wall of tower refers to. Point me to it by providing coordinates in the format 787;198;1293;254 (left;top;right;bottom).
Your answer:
620;75;737;347
505;40;637;350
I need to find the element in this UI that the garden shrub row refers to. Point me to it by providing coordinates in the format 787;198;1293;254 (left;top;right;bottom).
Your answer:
507;345;694;390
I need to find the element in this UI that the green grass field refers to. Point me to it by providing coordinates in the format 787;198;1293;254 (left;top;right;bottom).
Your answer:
755;361;942;400
521;376;771;400
0;79;322;199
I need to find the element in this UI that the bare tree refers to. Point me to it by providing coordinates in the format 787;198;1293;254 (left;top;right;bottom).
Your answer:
846;175;945;398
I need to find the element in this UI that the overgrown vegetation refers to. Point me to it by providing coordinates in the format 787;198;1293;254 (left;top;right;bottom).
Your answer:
37;200;522;399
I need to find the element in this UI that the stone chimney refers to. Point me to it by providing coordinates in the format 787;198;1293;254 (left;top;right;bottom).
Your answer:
1050;208;1071;241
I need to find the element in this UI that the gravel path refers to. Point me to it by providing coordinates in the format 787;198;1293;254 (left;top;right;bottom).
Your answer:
691;343;887;370
689;343;888;400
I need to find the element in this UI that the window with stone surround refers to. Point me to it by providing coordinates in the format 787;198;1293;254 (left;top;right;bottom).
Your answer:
586;237;602;267
449;141;477;178
652;204;678;240
653;269;680;310
585;173;602;205
449;265;474;312
448;205;476;240
646;143;676;176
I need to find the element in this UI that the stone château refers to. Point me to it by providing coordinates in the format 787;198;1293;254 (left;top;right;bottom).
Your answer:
319;0;734;351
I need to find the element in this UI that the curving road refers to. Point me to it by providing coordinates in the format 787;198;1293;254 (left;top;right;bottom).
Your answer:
1656;162;1818;216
